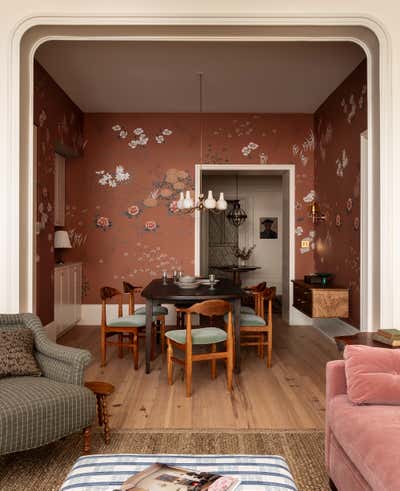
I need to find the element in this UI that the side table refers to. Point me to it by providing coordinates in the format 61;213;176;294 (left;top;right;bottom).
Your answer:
85;381;115;444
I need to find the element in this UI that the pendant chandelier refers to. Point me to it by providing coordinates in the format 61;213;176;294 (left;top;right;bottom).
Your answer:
227;174;247;227
173;73;227;215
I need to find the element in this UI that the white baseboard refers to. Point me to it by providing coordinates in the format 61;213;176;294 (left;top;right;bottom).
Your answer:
313;318;358;341
78;304;178;326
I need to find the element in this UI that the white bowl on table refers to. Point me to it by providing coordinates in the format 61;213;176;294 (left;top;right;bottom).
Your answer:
179;275;196;284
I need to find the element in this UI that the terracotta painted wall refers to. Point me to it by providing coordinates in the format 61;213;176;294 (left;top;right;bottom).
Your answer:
314;60;367;327
34;61;84;325
63;113;316;304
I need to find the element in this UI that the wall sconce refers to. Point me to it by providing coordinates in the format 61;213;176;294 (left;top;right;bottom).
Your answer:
309;201;326;224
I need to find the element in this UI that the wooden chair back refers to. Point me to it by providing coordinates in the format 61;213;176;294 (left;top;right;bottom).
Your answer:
178;300;232;348
100;287;123;326
122;281;142;315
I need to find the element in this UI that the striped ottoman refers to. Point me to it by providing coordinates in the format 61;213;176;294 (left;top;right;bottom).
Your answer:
60;454;297;491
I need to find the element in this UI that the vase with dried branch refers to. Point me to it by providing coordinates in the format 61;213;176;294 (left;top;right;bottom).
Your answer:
234;245;256;267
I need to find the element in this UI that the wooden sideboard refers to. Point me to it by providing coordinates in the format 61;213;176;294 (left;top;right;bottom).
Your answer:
292;279;349;318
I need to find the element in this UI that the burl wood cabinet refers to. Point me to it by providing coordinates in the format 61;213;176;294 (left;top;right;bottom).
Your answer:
292;280;349;318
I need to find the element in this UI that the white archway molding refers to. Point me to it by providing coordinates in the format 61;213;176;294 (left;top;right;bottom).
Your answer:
3;17;388;330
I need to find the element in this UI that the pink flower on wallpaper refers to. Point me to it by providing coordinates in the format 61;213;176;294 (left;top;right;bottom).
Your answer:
168;200;179;214
95;216;112;231
144;220;158;232
125;204;141;218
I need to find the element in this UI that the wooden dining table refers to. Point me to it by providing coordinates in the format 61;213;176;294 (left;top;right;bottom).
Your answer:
141;278;243;374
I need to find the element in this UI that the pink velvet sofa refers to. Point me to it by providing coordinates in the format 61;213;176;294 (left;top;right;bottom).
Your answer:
326;360;400;491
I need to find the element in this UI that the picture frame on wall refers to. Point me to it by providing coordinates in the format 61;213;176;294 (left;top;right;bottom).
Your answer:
260;217;278;239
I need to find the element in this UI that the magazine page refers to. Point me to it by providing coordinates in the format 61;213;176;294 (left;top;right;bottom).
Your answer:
120;463;239;491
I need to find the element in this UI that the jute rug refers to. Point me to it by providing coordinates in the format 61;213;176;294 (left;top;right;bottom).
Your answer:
0;429;329;491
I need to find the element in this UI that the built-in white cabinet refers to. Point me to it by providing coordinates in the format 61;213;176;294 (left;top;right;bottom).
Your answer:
54;262;82;338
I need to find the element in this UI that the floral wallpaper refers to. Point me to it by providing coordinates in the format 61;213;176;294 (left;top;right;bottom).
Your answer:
34;61;84;325
314;60;367;328
63;113;316;304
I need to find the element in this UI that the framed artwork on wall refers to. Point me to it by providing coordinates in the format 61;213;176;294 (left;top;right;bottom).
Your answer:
260;217;278;239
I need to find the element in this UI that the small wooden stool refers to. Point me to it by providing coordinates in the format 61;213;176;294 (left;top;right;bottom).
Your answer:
85;381;115;444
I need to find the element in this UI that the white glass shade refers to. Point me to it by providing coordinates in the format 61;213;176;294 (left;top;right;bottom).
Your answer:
183;190;194;209
204;190;217;209
216;192;228;210
177;191;185;209
54;230;72;249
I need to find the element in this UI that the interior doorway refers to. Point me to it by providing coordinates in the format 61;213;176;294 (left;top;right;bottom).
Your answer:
195;164;296;324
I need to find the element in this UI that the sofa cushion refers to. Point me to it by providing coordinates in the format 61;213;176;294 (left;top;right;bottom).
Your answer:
0;328;41;378
344;345;400;404
0;376;96;455
328;394;400;491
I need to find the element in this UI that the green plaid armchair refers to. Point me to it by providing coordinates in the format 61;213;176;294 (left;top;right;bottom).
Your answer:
0;313;96;455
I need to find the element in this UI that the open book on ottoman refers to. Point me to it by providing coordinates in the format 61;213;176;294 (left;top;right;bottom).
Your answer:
120;463;240;491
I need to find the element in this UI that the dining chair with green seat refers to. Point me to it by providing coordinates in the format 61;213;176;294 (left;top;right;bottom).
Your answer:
226;288;273;367
123;281;168;353
240;281;267;314
100;286;155;369
166;299;234;397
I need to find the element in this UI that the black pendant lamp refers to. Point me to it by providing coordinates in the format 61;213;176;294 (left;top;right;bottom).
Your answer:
227;175;247;227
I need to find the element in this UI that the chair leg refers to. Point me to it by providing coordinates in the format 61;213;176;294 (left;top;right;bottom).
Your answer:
83;427;91;454
96;394;103;426
260;333;265;359
133;333;139;370
210;343;217;380
186;352;192;398
160;316;166;353
118;334;123;358
267;331;272;368
167;340;174;385
151;324;156;360
101;330;107;367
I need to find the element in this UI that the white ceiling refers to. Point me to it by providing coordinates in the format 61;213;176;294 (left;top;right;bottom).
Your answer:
35;41;365;114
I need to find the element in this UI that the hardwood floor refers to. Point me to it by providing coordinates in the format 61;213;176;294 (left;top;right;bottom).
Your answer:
60;316;338;430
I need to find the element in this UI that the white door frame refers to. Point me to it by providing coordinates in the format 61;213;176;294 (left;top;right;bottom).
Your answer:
7;20;384;331
195;163;304;325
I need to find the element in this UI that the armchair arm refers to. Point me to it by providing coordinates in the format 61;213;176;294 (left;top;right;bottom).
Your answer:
21;313;92;385
326;360;347;403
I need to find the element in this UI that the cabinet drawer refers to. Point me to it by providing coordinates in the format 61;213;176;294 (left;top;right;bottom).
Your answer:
293;285;312;316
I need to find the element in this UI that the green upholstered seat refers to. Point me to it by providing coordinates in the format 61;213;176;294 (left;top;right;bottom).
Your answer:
240;305;256;314
107;314;146;328
135;305;168;316
165;327;227;345
224;313;266;326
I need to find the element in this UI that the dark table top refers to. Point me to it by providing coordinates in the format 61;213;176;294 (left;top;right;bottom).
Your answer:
141;278;243;301
335;332;400;350
214;266;261;273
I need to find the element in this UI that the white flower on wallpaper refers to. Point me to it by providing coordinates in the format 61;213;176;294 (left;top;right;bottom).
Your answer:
241;142;259;157
162;129;173;136
119;130;128;139
303;190;316;203
112;124;121;131
336;149;349;177
155;129;173;144
347;94;357;124
96;164;131;187
134;128;144;135
295;226;304;236
39;110;47;127
155;135;165;144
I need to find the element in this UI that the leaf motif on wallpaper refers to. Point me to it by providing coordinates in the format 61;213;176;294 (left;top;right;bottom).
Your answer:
336;149;349;177
143;168;193;209
38;109;47;127
96;165;130;187
303;190;316;203
341;98;348;114
347;94;357;124
292;144;300;156
68;228;88;248
302;129;315;153
95;216;112;232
